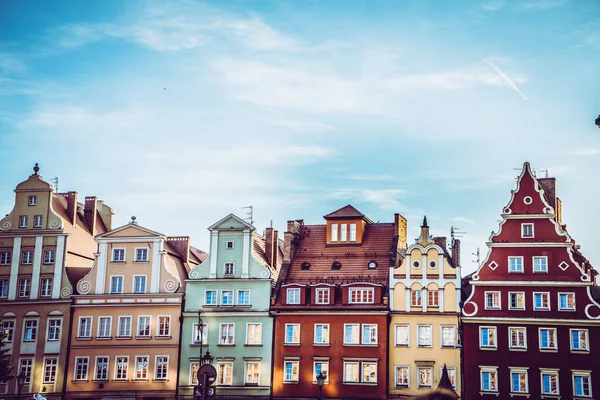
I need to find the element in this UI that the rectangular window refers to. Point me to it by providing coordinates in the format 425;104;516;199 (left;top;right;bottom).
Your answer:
428;290;439;307
135;248;148;262
95;357;108;381
219;323;235;345
286;288;300;304
222;290;234;305
362;324;377;344
19;215;28;228
133;276;146;294
441;326;456;347
115;356;128;380
533;256;548;273
314;324;329;344
110;276;123;294
509;257;523;273
362;362;377;383
224;262;234;275
395;325;409;346
43;250;55;264
43;358;58;384
112;248;125;262
19;279;31;297
245;362;260;385
193;323;207;344
571;329;589;351
33;215;43;228
238;290;250;305
226;241;234;249
534;292;550;310
24;320;37;341
21;251;32;265
19;359;33;384
331;224;338;242
541;371;559;395
40;278;52;297
137;316;150;337
75;357;89;381
350;223;357;242
411;290;422;307
316;288;330;304
344;362;359;383
247;323;262;345
340;223;347;242
0;251;10;265
445;367;457;389
481;369;498;392
509;327;527;349
0;280;8;298
510;370;528;393
155;356;168;380
205;290;217;305
285;324;300;344
396;366;410;387
573;372;592;397
485;292;501;309
118;316;131;337
78;317;92;338
539;328;557;350
344;324;359;344
480;326;497;348
284;360;299;382
97;317;111;338
190;363;199;385
418;367;432;387
135;356;149;380
2;320;15;342
350;288;374;304
47;318;61;341
522;223;534;238
509;292;525;310
158;316;170;337
28;196;36;206
559;293;575;310
313;361;329;383
418;325;432;347
217;362;232;385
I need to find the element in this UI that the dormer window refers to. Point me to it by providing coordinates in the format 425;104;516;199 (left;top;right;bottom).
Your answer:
316;288;330;304
521;223;534;238
331;261;342;270
301;262;311;270
349;288;374;304
340;223;347;242
350;223;357;242
331;224;338;242
286;288;300;305
226;241;234;249
28;196;36;206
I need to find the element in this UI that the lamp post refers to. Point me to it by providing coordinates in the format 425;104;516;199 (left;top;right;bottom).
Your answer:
197;312;204;365
316;372;325;400
16;372;26;400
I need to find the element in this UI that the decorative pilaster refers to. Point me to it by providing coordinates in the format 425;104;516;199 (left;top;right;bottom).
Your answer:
209;231;219;278
95;241;108;294
30;236;43;300
150;239;161;293
242;229;250;278
53;235;65;298
8;237;21;300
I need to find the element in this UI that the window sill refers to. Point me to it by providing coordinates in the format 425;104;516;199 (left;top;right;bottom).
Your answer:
441;345;457;349
418;386;433;389
342;382;378;386
76;337;92;341
133;261;149;264
558;309;575;312
571;350;590;354
509;348;527;352
245;383;259;387
540;395;561;399
111;379;129;382
152;379;169;382
509;392;531;397
479;392;499;397
313;343;330;346
155;336;172;340
236;304;252;308
96;337;112;340
282;381;299;384
244;344;263;347
284;343;300;346
110;261;125;263
395;344;409;347
71;380;89;383
417;345;432;348
191;343;208;347
217;344;235;347
395;384;410;388
135;336;152;340
479;347;497;351
311;381;330;385
539;349;558;353
132;379;149;382
116;336;132;340
92;380;108;383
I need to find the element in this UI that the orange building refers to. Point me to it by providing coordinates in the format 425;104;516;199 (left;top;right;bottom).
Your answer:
65;218;204;400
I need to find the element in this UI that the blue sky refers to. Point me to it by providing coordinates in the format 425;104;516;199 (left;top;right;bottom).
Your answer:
1;0;599;274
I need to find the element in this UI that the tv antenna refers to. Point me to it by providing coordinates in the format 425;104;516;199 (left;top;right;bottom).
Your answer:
242;206;255;225
451;225;467;241
537;169;549;178
50;177;59;193
472;247;481;266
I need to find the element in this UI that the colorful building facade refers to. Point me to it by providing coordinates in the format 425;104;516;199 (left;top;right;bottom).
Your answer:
462;162;600;398
389;217;462;398
0;165;112;400
178;214;281;399
271;205;406;400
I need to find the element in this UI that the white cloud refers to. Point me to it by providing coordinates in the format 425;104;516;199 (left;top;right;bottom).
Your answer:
452;216;477;226
331;188;408;211
481;0;506;11
570;148;600;156
517;0;568;11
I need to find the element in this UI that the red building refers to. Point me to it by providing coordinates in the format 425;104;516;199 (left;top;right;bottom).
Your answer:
271;205;406;400
462;162;600;399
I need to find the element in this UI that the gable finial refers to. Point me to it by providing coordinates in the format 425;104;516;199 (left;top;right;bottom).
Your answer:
422;215;428;228
33;163;39;175
131;216;137;224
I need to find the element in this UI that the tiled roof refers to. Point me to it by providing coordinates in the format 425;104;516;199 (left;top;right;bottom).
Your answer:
323;204;367;220
252;231;282;283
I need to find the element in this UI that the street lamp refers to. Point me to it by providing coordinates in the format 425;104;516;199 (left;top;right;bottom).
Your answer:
197;312;214;366
16;372;26;400
316;372;325;400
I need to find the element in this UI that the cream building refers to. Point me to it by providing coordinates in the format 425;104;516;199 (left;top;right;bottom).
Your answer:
388;217;462;398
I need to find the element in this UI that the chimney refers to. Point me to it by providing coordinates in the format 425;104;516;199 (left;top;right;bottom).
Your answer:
434;236;447;250
265;228;279;269
452;238;461;268
84;197;98;236
394;213;408;250
167;237;190;264
66;191;78;225
283;219;303;263
96;200;114;232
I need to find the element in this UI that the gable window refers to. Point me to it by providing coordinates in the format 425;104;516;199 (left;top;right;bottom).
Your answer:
74;357;89;381
118;316;132;337
314;324;330;344
205;290;217;306
570;329;589;351
509;292;525;310
417;325;432;347
19;215;28;228
33;215;43;228
43;250;55;264
112;248;125;262
485;292;501;310
115;356;129;380
362;324;377;344
510;369;528;394
286;288;300;305
331;224;338;242
559;293;575;310
428;290;439;307
541;370;559;395
533;256;548;273
23;320;37;341
133;276;146;294
224;262;234;275
344;324;359;344
316;288;330;304
283;360;299;382
158;316;170;337
534;292;550;310
238;290;250;305
0;251;10;265
97;317;112;338
411;290;422;307
396;366;410;387
395;325;409;347
246;323;262;345
95;357;109;381
350;223;357;242
19;279;31;297
137;316;151;337
155;356;168;380
226;241;234;249
135;248;148;262
340;223;347;242
78;317;92;338
28;196;36;206
222;290;234;306
110;276;123;294
509;257;523;273
539;328;557;350
573;372;592;397
418;367;432;388
480;326;496;348
481;368;498;392
349;288;374;304
509;327;527;349
22;251;32;265
285;324;300;344
521;223;534;238
441;326;456;347
219;323;235;345
135;356;149;380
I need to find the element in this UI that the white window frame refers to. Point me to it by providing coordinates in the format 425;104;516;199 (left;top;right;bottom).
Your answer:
97;316;112;338
441;366;457;389
343;361;359;383
205;290;217;306
21;251;32;265
521;223;534;238
349;287;374;304
533;256;548;273
117;316;132;338
78;317;92;339
157;315;171;337
154;355;169;380
245;361;261;385
23;319;38;342
484;291;501;310
417;324;432;348
40;278;52;297
558;292;576;311
315;287;330;305
192;323;207;345
226;240;234;249
572;371;593;398
43;357;58;384
540;369;560;396
508;326;527;349
395;365;410;387
217;361;233;386
480;367;498;392
428;290;439;307
479;326;497;349
284;323;300;344
112;248;126;262
411;290;422;307
221;290;234;306
137;315;151;337
19;278;31;297
570;328;589;351
2;320;15;343
331;223;338;242
510;368;529;394
19;358;33;384
134;247;149;262
350;223;357;242
190;362;199;385
283;359;299;382
340;223;347;242
286;288;300;305
0;251;10;265
223;262;235;275
313;360;329;383
314;323;330;345
509;292;525;310
28;195;36;206
110;275;124;294
361;324;378;345
135;355;149;380
508;256;524;273
19;215;28;228
219;323;235;345
395;324;410;347
133;275;147;294
237;289;250;305
534;292;551;310
114;355;129;380
539;327;558;350
94;356;109;381
246;322;262;345
33;215;43;228
441;325;457;347
0;279;7;298
74;357;89;381
417;366;433;388
343;323;359;345
362;361;377;384
43;250;55;264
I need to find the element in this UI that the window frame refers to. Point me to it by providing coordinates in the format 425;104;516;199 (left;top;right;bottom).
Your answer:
134;355;149;380
237;289;250;305
340;223;348;242
40;278;53;297
78;316;92;339
133;275;147;294
417;324;433;348
313;360;329;383
508;326;527;350
137;315;151;338
18;215;28;228
246;322;262;345
223;262;235;275
411;290;422;307
111;248;126;263
533;256;548;273
441;325;457;348
315;287;330;305
134;247;149;262
349;287;375;304
114;355;129;380
395;324;410;347
219;323;235;345
154;355;169;380
74;356;90;381
484;291;501;310
18;278;31;297
533;292;551;311
110;275;124;294
94;356;109;381
43;250;55;265
28;196;36;206
0;251;10;265
479;326;497;349
221;290;234;306
157;315;171;337
226;240;234;249
570;328;589;352
314;323;330;345
205;290;217;306
395;365;410;387
509;292;525;310
361;324;378;345
284;323;300;344
538;327;558;350
283;359;299;382
117;316;132;338
572;371;592;398
540;369;560;396
43;357;58;384
21;251;32;265
428;290;439;307
286;288;301;305
417;366;433;388
510;368;529;394
97;316;112;338
343;323;359;345
245;361;261;385
508;256;524;273
558;292;575;311
33;215;43;228
23;319;38;342
349;223;357;242
521;223;534;238
2;320;15;342
480;367;498;392
192;323;208;345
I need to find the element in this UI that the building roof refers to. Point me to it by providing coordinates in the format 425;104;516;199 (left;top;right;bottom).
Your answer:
323;204;372;222
252;231;283;282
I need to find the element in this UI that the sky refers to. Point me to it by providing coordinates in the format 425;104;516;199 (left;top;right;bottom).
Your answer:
1;0;599;275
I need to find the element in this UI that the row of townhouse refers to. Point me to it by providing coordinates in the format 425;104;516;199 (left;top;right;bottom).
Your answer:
0;162;598;400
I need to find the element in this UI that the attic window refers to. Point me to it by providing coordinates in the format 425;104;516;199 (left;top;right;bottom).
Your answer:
429;261;437;269
301;262;311;270
523;196;533;205
368;261;377;269
28;196;36;206
412;260;420;269
226;241;234;249
331;261;342;270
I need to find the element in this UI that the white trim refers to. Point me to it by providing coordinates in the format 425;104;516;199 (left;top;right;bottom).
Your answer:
569;328;589;352
440;325;457;348
508;326;527;350
52;235;65;299
521;223;534;239
225;240;235;249
154;355;169;380
416;324;433;348
134;247;149;262
237;289;251;306
96;316;112;338
313;323;330;345
223;262;235;276
245;360;261;385
315;287;331;305
539;369;560;396
470;280;591;286
221;289;234;306
117;315;132;337
479;325;497;349
487;242;570;247
509;367;529;394
532;256;548;273
417;366;433;388
394;365;410;388
204;289;218;306
157;315;171;337
480;366;498;393
533;292;551;311
284;323;300;344
132;274;147;294
219;322;235;345
484;291;501;310
30;236;43;300
508;256;524;273
241;229;250;278
111;247;126;262
109;275;124;294
571;370;593;398
137;315;152;337
94;355;110;381
77;316;93;338
558;292;576;311
341;282;383;288
133;354;150;380
209;231;218;278
508;292;526;310
150;238;161;293
538;327;558;350
286;287;301;305
73;356;90;381
394;324;410;347
246;322;262;345
114;355;129;380
348;287;375;304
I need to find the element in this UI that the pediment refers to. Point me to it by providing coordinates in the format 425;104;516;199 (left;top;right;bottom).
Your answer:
97;223;163;239
208;213;254;231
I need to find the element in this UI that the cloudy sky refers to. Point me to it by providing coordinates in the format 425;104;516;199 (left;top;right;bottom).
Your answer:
1;0;599;274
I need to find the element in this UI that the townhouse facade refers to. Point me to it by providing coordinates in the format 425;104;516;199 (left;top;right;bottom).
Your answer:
178;214;281;399
65;219;203;400
389;217;462;398
271;205;406;400
462;162;600;399
0;164;113;400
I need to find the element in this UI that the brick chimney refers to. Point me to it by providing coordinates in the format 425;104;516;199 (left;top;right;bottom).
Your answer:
167;236;190;264
66;191;78;225
538;177;562;225
265;228;279;268
451;238;461;268
283;219;303;263
84;197;98;236
394;213;408;251
434;236;447;250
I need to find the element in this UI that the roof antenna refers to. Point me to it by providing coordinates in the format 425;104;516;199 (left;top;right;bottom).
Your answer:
242;205;255;225
450;225;467;246
50;176;59;193
269;220;273;228
538;169;549;178
472;247;481;267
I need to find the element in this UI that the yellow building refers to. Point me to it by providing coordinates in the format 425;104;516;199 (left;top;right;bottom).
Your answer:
388;217;461;398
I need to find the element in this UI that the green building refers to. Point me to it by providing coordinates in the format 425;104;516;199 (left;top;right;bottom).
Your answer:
178;214;281;399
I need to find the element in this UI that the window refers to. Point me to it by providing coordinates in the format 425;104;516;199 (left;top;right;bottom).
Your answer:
115;356;128;380
0;251;10;265
344;362;359;383
43;358;58;384
219;323;235;345
534;292;550;310
510;369;528;394
444;367;457;389
509;257;523;273
33;215;42;228
418;367;432;387
316;288;330;304
313;361;329;382
238;290;250;305
573;372;592;397
559;293;575;310
48;318;61;341
480;326;496;348
19;279;31;297
286;288;300;304
222;290;234;305
509;327;527;349
190;363;199;385
522;223;534;238
571;329;589;351
205;290;217;305
97;317;111;338
509;292;525;310
485;292;501;309
314;324;330;344
2;320;15;342
417;325;432;347
23;320;37;341
137;316;150;337
539;328;557;350
284;360;299;382
118;316;131;337
158;316;170;337
396;366;410;387
428;290;439;307
28;196;36;206
154;356;168;380
40;278;52;297
226;241;234;249
112;248;125;262
362;362;377;383
193;323;207;344
411;290;422;307
331;223;338;241
350;288;374;304
0;280;7;298
395;325;409;346
224;262;234;275
217;362;232;385
441;326;456;347
350;223;357;242
344;324;359;344
533;256;548;273
19;215;28;228
133;276;146;294
247;323;262;345
135;248;148;262
362;324;377;344
78;317;92;338
21;251;32;265
246;362;260;385
541;370;559;395
481;368;498;392
135;356;149;380
75;357;89;381
285;324;300;344
19;359;33;384
110;276;123;294
340;223;347;242
95;357;108;381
